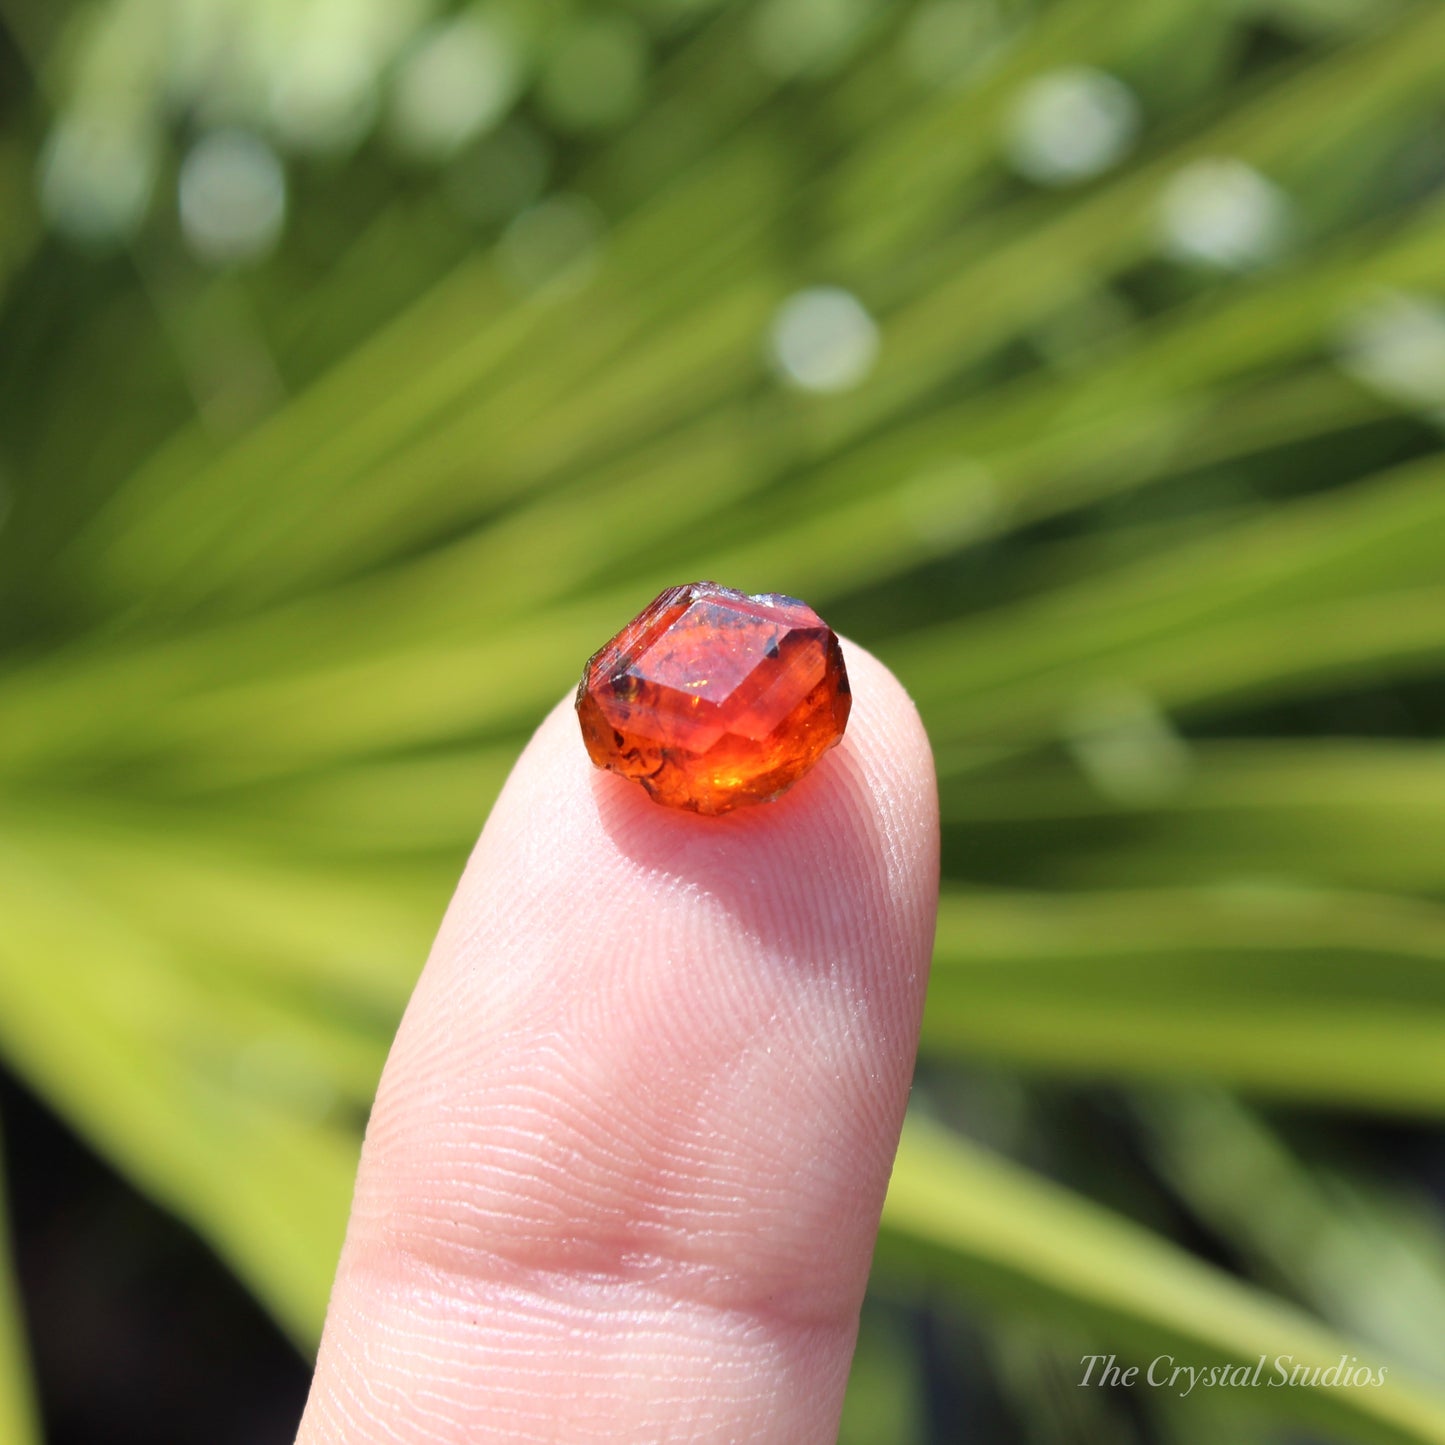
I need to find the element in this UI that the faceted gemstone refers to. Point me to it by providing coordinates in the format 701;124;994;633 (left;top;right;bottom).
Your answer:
576;581;852;815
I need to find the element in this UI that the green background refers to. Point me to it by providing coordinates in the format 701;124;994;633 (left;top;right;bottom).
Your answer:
2;0;1445;1439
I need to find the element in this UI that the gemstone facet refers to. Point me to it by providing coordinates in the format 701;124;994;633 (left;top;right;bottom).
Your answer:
576;581;852;815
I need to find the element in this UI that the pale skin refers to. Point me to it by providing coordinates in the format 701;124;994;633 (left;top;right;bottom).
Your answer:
296;643;939;1444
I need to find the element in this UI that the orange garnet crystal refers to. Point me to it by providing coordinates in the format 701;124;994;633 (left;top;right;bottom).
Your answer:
576;581;852;815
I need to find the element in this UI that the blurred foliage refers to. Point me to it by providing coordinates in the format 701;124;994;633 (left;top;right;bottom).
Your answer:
2;0;1445;1440
0;1119;39;1445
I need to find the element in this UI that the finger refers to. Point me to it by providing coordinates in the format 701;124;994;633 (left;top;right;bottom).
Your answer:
296;640;938;1445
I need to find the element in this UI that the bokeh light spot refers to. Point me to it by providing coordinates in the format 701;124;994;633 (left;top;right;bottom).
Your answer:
269;35;378;154
1159;158;1291;270
1336;290;1445;423
498;194;605;295
899;0;1004;89
769;286;880;393
389;13;521;160
178;129;287;266
38;111;158;246
1005;67;1139;186
751;0;875;79
1065;684;1192;807
537;17;647;132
